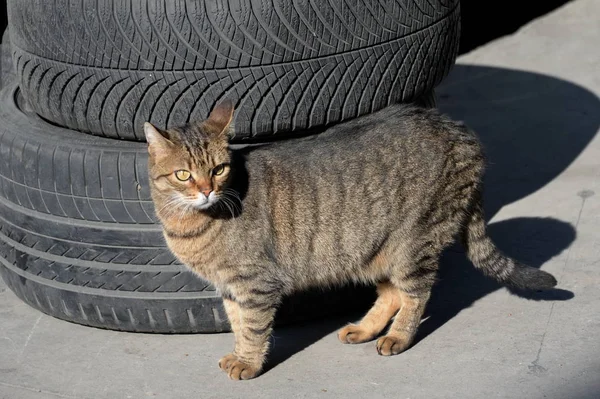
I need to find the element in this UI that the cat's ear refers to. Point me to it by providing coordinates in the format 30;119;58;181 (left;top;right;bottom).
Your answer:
205;100;234;138
143;122;174;159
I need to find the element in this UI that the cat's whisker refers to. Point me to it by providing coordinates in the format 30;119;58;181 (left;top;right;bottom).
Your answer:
156;197;181;215
166;197;191;222
157;195;193;217
223;188;241;201
162;203;185;218
224;192;242;214
218;196;235;219
229;199;242;215
180;202;195;222
225;198;238;218
176;205;187;223
224;201;235;219
224;195;242;211
222;189;242;213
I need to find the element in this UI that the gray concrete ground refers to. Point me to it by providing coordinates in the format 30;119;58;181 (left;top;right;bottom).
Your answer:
1;1;599;398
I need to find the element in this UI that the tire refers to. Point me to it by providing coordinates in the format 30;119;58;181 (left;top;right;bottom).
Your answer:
7;0;459;141
0;28;15;89
0;83;374;332
0;83;228;333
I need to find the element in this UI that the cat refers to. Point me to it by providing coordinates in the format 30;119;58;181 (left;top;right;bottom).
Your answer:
143;102;557;380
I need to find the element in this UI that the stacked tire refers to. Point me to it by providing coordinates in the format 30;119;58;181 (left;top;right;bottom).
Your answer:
0;0;460;333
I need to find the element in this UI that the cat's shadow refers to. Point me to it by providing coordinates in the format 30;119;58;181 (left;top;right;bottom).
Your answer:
262;64;599;373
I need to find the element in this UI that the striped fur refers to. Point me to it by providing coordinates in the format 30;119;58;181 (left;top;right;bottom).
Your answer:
145;104;557;380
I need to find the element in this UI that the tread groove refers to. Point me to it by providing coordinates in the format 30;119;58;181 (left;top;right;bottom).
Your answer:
9;0;459;140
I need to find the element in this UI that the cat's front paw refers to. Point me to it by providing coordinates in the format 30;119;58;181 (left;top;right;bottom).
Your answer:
226;359;261;380
338;324;377;344
218;353;239;371
376;335;411;356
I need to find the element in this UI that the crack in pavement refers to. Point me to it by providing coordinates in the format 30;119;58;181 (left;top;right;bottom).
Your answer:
17;314;42;363
528;190;593;375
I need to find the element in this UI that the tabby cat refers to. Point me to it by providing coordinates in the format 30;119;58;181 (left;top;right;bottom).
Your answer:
144;103;557;380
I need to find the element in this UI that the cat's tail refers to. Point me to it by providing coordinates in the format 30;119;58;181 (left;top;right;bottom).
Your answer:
462;194;557;291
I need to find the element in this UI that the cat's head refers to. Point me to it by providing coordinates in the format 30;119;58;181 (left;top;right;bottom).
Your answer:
143;102;234;215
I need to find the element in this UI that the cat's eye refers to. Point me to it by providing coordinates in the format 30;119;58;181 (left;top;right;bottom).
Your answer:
212;164;227;176
174;170;191;181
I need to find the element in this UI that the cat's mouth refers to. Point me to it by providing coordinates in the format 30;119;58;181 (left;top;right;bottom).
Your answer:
193;191;219;210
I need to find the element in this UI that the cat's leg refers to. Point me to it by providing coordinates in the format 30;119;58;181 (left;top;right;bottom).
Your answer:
218;298;242;371
376;250;438;356
218;288;280;380
338;281;401;344
227;303;277;380
375;287;430;356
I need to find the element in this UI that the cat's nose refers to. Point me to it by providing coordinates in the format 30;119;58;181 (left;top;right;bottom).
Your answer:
199;188;212;197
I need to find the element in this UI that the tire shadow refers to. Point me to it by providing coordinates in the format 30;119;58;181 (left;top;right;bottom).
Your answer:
264;64;600;372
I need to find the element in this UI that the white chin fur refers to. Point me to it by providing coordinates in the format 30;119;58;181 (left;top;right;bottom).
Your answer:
193;192;218;210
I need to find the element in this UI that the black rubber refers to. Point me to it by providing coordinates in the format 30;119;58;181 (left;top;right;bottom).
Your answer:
0;83;376;332
0;83;229;333
0;98;156;225
0;28;14;89
7;0;459;141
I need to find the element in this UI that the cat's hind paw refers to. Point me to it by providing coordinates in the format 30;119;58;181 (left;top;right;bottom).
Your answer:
338;324;377;344
218;353;238;371
227;359;261;380
376;335;411;356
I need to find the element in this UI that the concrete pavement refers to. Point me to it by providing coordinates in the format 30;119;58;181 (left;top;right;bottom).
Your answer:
1;0;599;398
